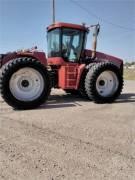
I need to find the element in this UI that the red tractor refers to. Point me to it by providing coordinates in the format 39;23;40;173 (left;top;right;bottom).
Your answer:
0;22;123;109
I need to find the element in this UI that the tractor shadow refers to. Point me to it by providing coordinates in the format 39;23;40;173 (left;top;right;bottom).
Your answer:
39;93;88;109
116;93;135;104
39;93;135;110
1;93;134;112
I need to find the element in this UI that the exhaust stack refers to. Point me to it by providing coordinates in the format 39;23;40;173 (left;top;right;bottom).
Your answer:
91;24;100;59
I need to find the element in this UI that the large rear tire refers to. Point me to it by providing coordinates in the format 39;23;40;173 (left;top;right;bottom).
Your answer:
78;63;96;99
85;62;123;103
78;71;88;99
0;57;51;109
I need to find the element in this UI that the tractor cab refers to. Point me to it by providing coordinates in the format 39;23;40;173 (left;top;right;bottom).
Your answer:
47;22;89;65
46;22;89;89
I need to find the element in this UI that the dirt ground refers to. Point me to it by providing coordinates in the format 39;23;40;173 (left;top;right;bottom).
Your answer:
0;80;135;180
124;69;135;80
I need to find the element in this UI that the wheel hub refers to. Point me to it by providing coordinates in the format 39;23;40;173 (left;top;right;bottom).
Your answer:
99;80;105;86
9;67;44;101
21;80;29;88
96;70;119;97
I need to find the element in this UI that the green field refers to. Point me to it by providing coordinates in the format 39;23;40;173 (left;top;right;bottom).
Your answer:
124;69;135;80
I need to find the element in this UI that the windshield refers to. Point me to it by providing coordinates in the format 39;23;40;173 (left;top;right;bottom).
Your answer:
47;28;84;62
48;28;61;57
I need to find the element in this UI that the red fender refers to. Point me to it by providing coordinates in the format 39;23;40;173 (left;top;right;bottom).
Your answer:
1;51;47;67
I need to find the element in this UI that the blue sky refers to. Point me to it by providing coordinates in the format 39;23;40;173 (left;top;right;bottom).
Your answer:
0;0;135;61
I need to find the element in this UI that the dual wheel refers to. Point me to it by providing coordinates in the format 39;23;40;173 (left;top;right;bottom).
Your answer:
66;62;123;103
84;62;123;103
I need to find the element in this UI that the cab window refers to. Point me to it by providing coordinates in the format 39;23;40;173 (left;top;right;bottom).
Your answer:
62;28;84;62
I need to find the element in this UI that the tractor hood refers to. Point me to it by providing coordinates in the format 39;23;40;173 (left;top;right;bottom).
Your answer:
0;48;47;68
84;49;123;67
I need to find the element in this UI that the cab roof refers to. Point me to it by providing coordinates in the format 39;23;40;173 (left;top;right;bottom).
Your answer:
47;22;89;32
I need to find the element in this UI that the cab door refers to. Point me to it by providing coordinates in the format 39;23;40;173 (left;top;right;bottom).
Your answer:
58;28;83;89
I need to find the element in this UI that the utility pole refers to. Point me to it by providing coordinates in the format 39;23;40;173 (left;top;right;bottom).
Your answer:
52;0;55;23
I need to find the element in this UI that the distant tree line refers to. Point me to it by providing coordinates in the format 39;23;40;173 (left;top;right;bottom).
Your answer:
124;61;135;66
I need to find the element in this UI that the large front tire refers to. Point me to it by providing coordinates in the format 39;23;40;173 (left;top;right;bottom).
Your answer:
85;62;123;103
0;57;51;109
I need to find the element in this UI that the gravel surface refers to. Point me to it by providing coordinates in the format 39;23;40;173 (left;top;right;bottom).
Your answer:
0;80;135;180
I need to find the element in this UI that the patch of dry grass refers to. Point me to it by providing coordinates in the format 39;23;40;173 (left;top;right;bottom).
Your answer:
124;69;135;80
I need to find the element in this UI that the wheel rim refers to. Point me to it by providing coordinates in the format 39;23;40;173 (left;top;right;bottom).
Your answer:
96;70;119;97
9;67;44;101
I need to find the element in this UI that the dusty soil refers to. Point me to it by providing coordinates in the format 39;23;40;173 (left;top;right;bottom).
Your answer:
0;80;135;180
124;69;135;80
